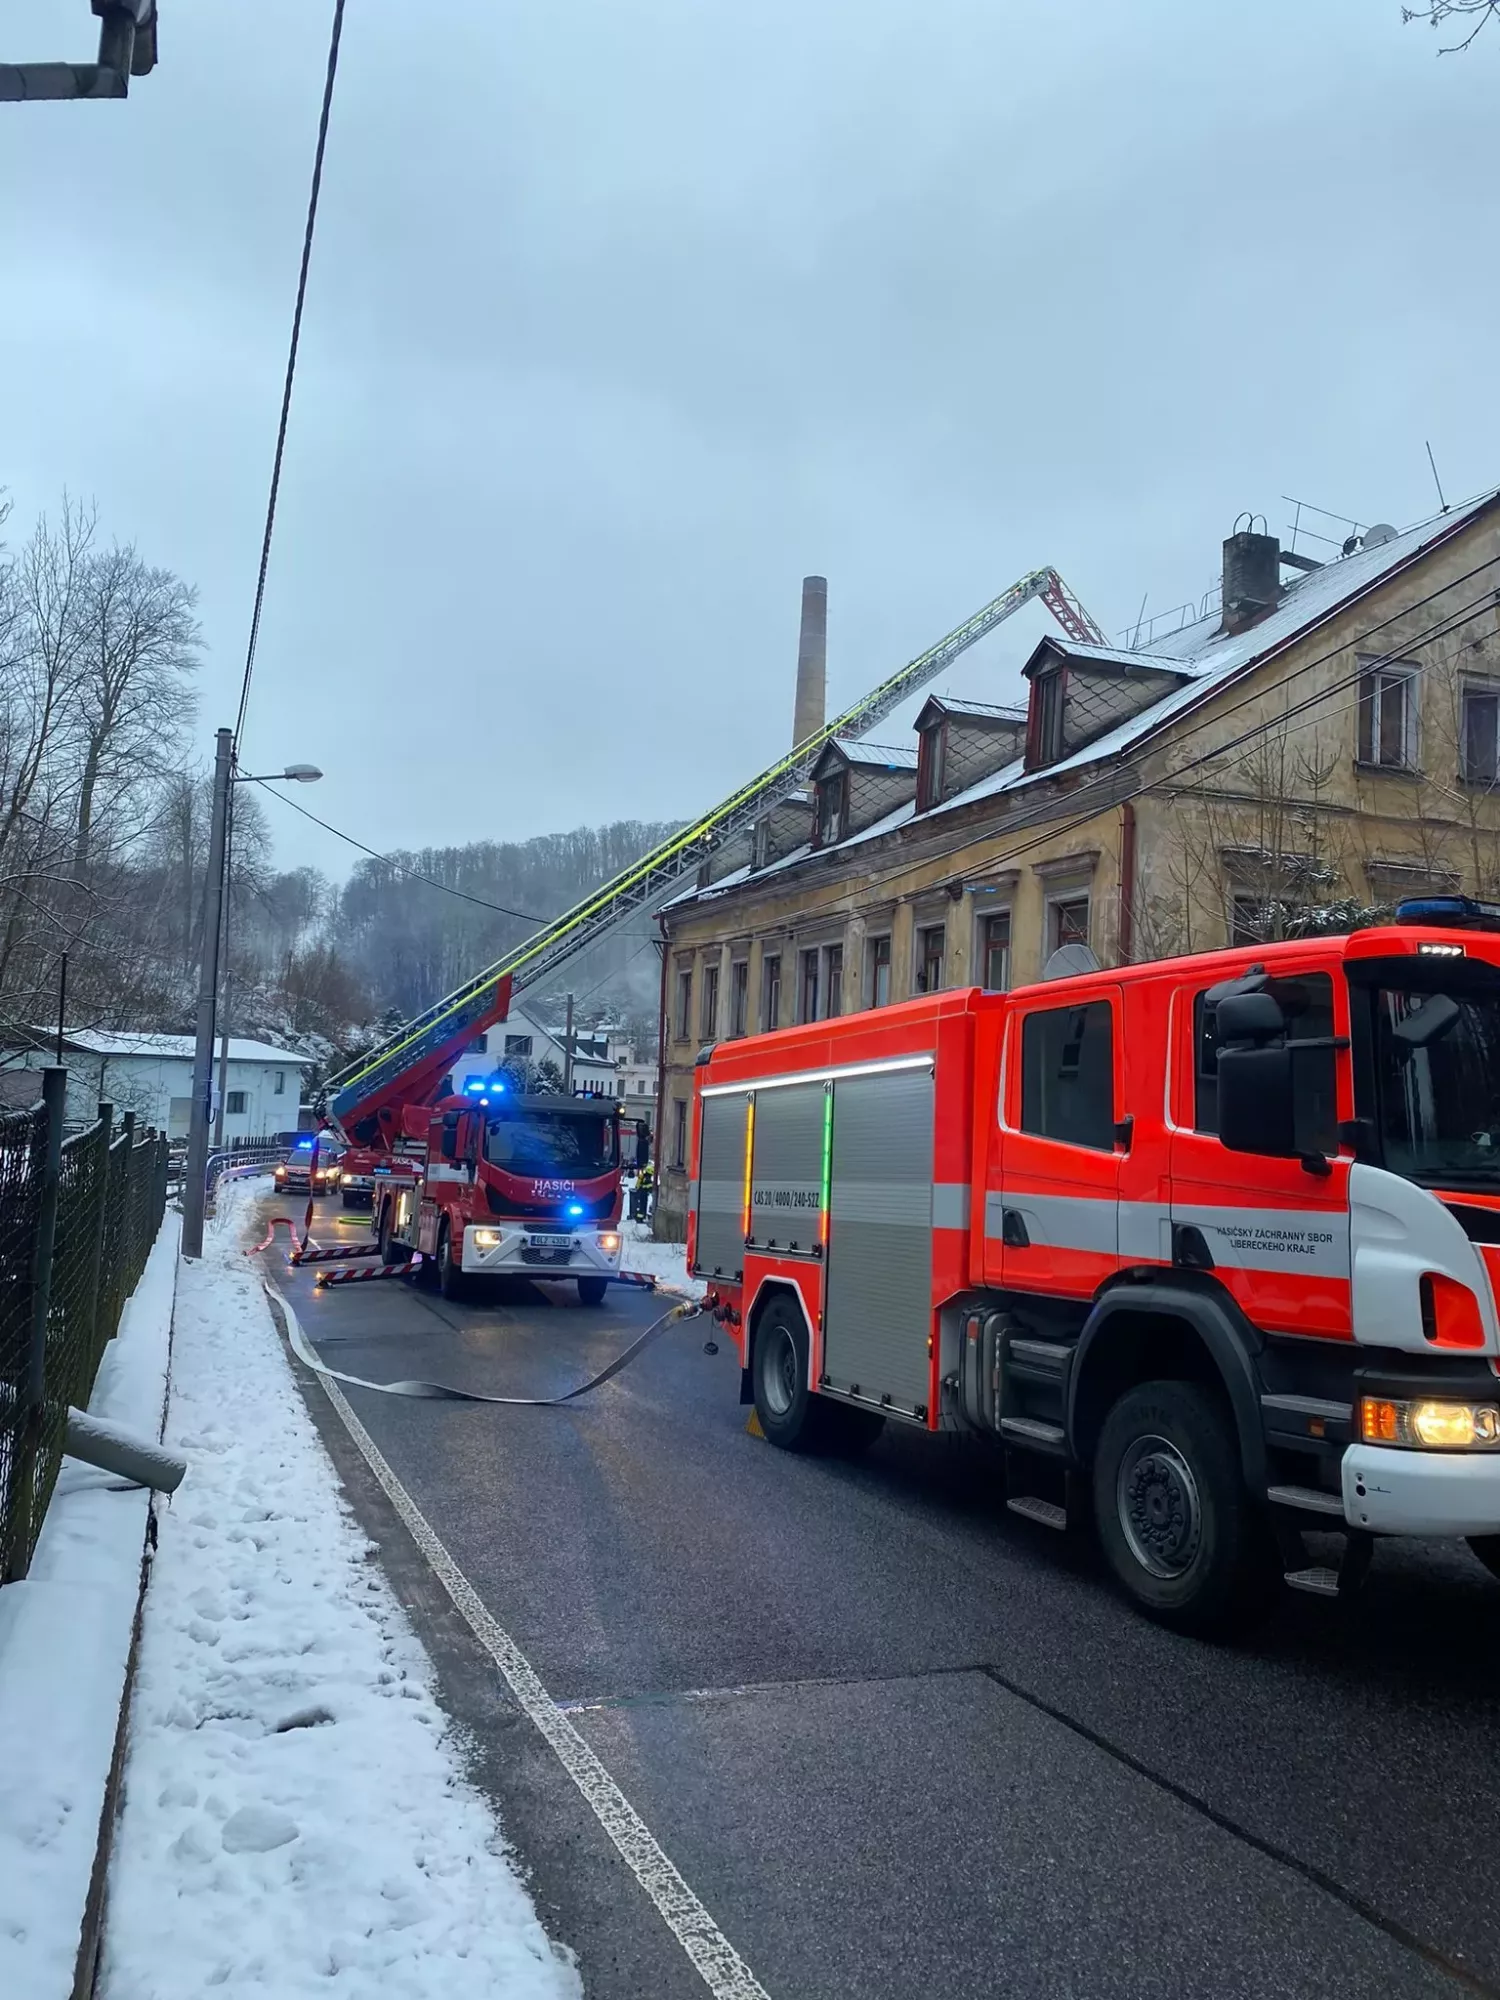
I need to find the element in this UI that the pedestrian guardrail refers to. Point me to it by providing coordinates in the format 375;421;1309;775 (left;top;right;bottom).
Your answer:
204;1141;286;1213
0;1070;170;1584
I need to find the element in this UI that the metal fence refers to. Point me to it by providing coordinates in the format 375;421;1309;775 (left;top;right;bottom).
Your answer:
0;1069;170;1584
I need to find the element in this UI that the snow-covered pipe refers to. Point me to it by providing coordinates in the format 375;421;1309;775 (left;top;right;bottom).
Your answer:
63;1408;186;1493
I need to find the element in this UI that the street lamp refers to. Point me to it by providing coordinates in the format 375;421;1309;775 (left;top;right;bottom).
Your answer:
181;728;322;1258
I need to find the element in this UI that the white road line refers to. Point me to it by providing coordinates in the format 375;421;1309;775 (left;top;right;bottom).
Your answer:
271;1287;772;2000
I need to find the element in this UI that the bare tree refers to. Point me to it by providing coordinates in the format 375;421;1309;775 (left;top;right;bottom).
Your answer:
67;540;200;871
1403;1;1500;51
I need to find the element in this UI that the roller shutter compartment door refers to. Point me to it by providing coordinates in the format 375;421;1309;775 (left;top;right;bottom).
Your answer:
693;1090;750;1280
823;1066;935;1416
747;1082;825;1254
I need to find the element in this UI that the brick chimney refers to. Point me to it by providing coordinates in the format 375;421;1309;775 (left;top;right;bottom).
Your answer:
792;575;827;748
1221;527;1280;636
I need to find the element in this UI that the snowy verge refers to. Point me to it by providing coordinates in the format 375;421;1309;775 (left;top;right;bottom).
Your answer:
620;1219;705;1300
100;1176;578;2000
0;1208;180;2000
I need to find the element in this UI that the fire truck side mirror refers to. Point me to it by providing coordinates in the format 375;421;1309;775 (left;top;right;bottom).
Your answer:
1217;1046;1296;1159
439;1110;459;1161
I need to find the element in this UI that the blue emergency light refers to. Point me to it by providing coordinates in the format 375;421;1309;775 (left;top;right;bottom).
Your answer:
296;1139;314;1151
1395;895;1500;930
567;1202;585;1218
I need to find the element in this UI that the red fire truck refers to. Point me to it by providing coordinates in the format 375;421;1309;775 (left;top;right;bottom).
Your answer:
323;976;625;1305
374;1076;624;1303
336;1141;423;1211
687;896;1500;1632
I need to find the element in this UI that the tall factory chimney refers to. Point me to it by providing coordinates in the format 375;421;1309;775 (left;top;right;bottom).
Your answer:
792;574;827;749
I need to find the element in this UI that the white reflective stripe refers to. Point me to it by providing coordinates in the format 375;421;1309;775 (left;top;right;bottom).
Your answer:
984;1189;1119;1254
1172;1204;1348;1276
829;1182;930;1227
933;1183;970;1231
1119;1201;1170;1262
701;1054;932;1097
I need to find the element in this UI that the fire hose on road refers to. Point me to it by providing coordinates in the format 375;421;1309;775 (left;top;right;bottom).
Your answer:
262;1278;702;1406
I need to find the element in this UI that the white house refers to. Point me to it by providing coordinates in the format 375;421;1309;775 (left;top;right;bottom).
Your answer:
3;1030;314;1139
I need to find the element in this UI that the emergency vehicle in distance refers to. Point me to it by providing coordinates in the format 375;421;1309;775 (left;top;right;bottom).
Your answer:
335;1140;422;1211
373;1075;625;1305
274;1136;341;1196
687;896;1500;1633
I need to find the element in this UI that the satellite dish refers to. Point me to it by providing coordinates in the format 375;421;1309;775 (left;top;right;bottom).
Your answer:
1043;943;1101;980
1363;523;1398;548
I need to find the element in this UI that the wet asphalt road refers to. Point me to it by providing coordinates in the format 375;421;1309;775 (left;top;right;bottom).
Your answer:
265;1195;1500;2000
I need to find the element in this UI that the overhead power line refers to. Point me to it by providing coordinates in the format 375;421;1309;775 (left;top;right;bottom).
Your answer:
250;779;553;924
233;0;347;749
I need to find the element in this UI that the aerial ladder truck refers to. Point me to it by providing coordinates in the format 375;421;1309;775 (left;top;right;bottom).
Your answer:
318;567;1106;1304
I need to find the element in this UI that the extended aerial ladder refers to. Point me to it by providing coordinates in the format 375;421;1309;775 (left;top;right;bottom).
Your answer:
322;567;1105;1138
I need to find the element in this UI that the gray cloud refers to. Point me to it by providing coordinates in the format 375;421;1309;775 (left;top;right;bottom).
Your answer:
3;0;1494;879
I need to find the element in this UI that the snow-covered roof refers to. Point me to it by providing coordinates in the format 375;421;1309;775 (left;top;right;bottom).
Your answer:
822;738;919;770
921;695;1029;722
671;488;1500;913
36;1030;314;1065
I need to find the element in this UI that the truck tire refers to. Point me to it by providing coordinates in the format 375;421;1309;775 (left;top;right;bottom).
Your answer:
1092;1379;1280;1637
340;1190;358;1210
752;1298;823;1452
577;1276;609;1307
436;1221;465;1301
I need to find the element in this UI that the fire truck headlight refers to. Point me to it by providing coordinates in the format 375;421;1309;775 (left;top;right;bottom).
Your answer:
598;1232;621;1255
1361;1397;1500;1449
471;1228;501;1249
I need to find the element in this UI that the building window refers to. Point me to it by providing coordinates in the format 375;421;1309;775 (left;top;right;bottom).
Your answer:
1463;684;1500;786
273;1070;285;1095
467;1034;489;1054
729;960;749;1037
1048;895;1090;956
916;923;946;993
816;771;848;846
1033;670;1065;765
504;1033;533;1057
799;948;821;1023
701;961;720;1040
670;1097;688;1169
675;967;693;1041
980;911;1012;991
916;719;948;811
617;1079;627;1097
1357;662;1417;770
824;943;844;1019
762;953;782;1031
226;1089;247;1116
868;934;892;1007
1020;1001;1114;1151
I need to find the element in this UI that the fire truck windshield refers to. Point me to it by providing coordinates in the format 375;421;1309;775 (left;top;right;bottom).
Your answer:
1372;981;1500;1185
483;1108;615;1180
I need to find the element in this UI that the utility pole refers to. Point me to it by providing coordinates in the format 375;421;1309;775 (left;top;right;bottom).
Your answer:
182;727;233;1259
562;992;575;1095
0;1;159;101
213;970;232;1152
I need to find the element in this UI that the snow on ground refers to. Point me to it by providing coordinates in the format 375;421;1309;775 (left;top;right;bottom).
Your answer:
619;1218;705;1299
100;1178;579;2000
0;1208;179;2000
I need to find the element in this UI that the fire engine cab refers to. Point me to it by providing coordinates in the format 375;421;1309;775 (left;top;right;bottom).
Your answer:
688;898;1500;1632
376;1075;624;1305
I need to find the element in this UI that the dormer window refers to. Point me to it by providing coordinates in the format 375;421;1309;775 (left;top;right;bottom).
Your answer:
815;769;848;845
1033;669;1065;765
916;717;948;811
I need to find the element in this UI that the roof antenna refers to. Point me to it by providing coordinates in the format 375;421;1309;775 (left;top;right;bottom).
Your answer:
1425;440;1450;514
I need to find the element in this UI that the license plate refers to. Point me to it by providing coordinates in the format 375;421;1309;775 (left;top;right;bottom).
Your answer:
526;1232;572;1249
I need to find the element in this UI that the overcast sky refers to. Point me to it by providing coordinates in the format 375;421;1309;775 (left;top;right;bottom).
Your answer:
3;0;1496;883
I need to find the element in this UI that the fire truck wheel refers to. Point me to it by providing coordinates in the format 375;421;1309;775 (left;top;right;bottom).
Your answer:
1093;1380;1279;1636
751;1299;821;1452
340;1190;358;1210
577;1276;609;1307
1467;1537;1500;1583
436;1222;466;1300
